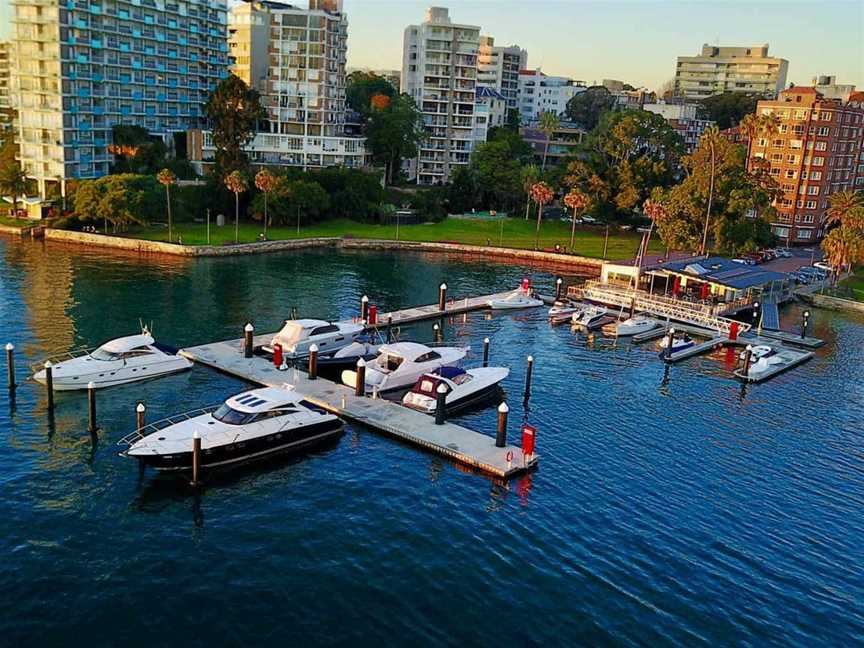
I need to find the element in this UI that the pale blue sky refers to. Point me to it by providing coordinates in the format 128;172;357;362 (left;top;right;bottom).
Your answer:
1;0;861;91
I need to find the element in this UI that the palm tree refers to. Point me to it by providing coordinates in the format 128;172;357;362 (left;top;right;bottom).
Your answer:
563;188;588;252
0;163;28;220
539;111;560;171
825;190;864;228
642;198;668;268
520;164;539;220
224;171;248;244
740;111;781;171
822;225;864;279
699;126;720;257
254;169;276;239
530;181;554;250
156;168;177;243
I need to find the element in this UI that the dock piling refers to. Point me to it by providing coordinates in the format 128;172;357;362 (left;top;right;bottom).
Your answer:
555;277;563;301
355;359;366;397
523;355;534;402
44;361;54;411
496;402;509;448
629;297;636;318
386;315;393;342
244;323;254;359
438;283;447;311
801;310;810;339
136;402;146;432
5;343;15;392
308;344;319;380
87;381;97;434
482;337;490;367
191;431;201;487
434;384;447;425
742;345;753;376
665;328;676;360
360;295;369;322
433;322;442;343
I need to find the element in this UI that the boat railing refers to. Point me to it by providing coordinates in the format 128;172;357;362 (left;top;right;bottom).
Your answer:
117;405;219;449
30;347;95;372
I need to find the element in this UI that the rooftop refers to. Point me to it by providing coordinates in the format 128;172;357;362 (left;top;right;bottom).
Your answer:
656;257;789;290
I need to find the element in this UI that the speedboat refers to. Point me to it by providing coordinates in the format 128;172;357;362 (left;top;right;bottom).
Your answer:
266;319;364;359
31;331;192;391
571;305;607;330
402;366;509;414
745;355;785;379
614;316;658;337
739;345;775;361
341;342;468;393
310;340;382;376
119;387;343;471
488;290;543;310
658;333;695;356
548;301;583;324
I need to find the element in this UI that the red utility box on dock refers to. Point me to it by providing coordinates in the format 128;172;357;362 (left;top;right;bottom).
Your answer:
368;305;378;325
522;423;536;456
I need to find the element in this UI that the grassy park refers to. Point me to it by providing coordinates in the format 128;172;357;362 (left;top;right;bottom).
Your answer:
839;271;864;302
129;217;662;261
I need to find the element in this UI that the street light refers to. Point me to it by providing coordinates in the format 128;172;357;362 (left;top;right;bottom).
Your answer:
801;310;810;339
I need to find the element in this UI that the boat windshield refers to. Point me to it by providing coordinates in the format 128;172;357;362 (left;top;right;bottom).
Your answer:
212;403;257;425
90;347;122;361
376;354;403;372
276;322;307;344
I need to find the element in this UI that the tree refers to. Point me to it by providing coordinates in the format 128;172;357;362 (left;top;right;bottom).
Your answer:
156;168;177;242
346;71;397;117
365;94;425;185
289;179;330;231
821;191;864;279
565;86;616;130
539;111;560;171
254;169;277;237
447;166;479;214
530;181;554;249
698;92;761;129
224;170;248;244
520;164;540;220
825;190;864;229
469;133;529;212
204;75;265;178
739;110;781;164
73;174;159;233
0;162;27;219
563;188;588;251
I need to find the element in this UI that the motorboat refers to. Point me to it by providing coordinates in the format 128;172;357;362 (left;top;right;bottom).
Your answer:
614;316;658;337
31;331;192;391
571;305;607;330
745;355;785;380
309;340;382;376
548;301;584;324
739;345;775;361
119;387;343;471
402;366;509;414
658;333;695;356
487;290;543;310
266;319;364;359
341;342;468;394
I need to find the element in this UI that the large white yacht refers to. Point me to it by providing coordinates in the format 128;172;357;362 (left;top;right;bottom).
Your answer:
267;319;364;359
342;342;468;393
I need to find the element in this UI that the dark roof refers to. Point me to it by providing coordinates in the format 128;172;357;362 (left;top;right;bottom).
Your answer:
657;256;789;290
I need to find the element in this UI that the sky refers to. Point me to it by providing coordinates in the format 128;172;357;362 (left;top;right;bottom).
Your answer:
1;0;861;92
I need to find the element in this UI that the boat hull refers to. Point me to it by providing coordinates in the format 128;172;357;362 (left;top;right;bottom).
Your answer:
33;358;192;391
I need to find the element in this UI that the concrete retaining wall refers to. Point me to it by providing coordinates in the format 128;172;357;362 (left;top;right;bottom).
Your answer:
799;292;864;314
0;224;30;237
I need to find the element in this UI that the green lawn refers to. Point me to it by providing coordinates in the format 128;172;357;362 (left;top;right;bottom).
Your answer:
0;216;30;229
839;270;864;302
128;217;662;261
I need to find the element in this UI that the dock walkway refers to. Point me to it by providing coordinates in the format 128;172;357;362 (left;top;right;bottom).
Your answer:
180;291;538;479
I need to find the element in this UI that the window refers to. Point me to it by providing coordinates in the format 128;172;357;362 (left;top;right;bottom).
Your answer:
785;169;796;179
786;154;799;164
789;139;802;149
810;171;822;181
815;141;827;151
812;157;825;166
414;351;442;363
797;229;813;240
793;109;807;120
819;111;832;121
310;325;339;336
778;124;788;134
807;186;820;195
772;139;784;148
803;213;815;222
817;126;830;136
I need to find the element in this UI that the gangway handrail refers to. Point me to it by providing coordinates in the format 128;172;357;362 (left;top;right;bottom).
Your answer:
117;405;219;448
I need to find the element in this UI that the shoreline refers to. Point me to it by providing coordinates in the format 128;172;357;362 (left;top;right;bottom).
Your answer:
35;228;606;272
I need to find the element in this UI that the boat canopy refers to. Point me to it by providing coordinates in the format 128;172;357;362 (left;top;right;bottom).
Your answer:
434;366;466;379
276;319;329;343
377;342;434;362
225;387;299;413
98;334;155;354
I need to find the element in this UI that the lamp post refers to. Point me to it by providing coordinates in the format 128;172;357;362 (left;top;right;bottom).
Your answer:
801;310;810;339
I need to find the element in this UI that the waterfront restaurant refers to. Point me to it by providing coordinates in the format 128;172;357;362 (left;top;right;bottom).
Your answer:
647;257;792;306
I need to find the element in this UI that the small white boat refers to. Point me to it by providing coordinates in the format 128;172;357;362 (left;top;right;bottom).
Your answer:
341;342;468;393
739;345;775;361
267;319;364;359
32;331;191;391
571;305;607;330
746;355;785;379
658;333;695;356
312;340;382;375
402;366;509;414
120;387;343;471
548;301;583;324
488;290;543;310
615;316;658;337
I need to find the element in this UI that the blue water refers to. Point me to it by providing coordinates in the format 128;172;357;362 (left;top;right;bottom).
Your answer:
1;237;862;646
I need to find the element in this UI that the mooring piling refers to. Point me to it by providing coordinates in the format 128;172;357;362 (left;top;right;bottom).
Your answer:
308;344;319;380
434;383;447;425
482;337;490;367
136;402;146;432
360;295;369;322
665;328;676;360
44;361;54;411
355;358;366;397
555;277;563;301
87;381;97;434
523;355;534;402
438;283;447;311
801;310;810;339
191;431;201;487
496;402;509;448
5;343;15;392
244;323;254;359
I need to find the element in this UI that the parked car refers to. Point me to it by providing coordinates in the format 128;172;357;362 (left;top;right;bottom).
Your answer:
760;249;776;261
790;272;810;285
733;257;756;266
776;248;793;258
581;215;599;224
743;253;762;265
813;261;833;272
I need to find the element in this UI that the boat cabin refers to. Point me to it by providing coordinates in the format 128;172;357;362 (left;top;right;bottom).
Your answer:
411;367;471;395
90;334;159;361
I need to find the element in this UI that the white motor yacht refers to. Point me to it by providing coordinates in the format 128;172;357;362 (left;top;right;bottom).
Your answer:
267;319;364;359
402;366;509;414
739;345;775;361
488;290;543;310
571;305;607;330
614;316;658;337
548;301;584;324
120;387;343;471
658;333;695;356
342;342;468;393
32;331;192;390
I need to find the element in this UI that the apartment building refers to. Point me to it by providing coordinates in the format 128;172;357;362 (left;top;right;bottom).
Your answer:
477;36;526;112
675;44;788;100
518;68;585;124
748;87;864;244
520;122;585;167
811;75;857;102
473;85;506;142
0;41;11;141
402;7;481;185
10;0;229;197
210;0;365;170
642;102;714;153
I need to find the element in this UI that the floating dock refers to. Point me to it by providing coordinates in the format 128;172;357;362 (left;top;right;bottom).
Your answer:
180;291;538;479
733;347;815;383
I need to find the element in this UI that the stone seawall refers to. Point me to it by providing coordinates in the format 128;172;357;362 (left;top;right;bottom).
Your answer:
799;292;864;314
39;229;604;273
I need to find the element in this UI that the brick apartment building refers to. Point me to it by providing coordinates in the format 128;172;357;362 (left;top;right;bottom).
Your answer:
748;87;864;244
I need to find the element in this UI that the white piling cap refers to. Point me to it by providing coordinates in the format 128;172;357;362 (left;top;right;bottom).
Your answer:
527;355;534;362
556;277;563;284
804;310;810;317
44;360;52;369
193;430;200;439
437;383;448;394
433;323;439;330
498;402;509;413
361;295;369;302
483;337;490;343
309;344;319;353
87;381;95;389
356;358;366;367
440;283;447;290
4;343;13;351
746;344;753;351
136;402;146;413
245;323;254;332
669;328;676;334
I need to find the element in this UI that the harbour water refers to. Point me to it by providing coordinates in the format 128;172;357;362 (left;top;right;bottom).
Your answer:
1;237;863;645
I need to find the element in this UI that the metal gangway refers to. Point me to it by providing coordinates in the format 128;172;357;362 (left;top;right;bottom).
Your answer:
570;281;751;334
